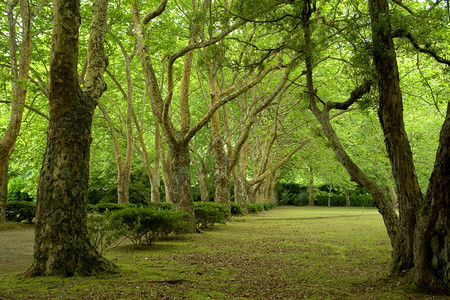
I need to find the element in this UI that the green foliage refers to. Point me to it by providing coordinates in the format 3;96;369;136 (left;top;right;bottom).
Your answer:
97;186;150;206
230;202;243;216
314;192;374;207
349;194;374;207
263;203;276;211
7;177;34;202
247;203;265;214
6;201;36;223
277;182;309;206
194;202;231;229
88;203;137;214
109;207;189;248
87;213;122;254
146;202;174;211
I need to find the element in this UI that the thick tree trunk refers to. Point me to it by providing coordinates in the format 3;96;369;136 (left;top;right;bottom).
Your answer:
169;142;195;232
25;0;113;276
368;0;448;291
117;168;131;204
412;103;449;292
208;67;231;208
233;170;249;213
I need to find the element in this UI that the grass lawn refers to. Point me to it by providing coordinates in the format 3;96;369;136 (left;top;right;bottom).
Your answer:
0;206;445;299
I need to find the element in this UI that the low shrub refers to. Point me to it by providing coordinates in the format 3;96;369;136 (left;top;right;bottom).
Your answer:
263;203;276;211
349;194;374;207
230;202;243;216
109;207;189;248
314;194;346;206
87;213;122;254
6;201;36;223
247;203;265;214
194;202;230;229
146;202;174;211
89;203;136;213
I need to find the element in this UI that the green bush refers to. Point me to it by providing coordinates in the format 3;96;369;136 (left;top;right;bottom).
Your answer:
247;203;265;214
109;207;189;248
6;201;36;223
87;213;122;254
98;186;149;206
89;202;136;213
7;177;34;202
194;202;230;229
349;194;374;207
146;202;174;211
230;202;243;216
263;203;276;211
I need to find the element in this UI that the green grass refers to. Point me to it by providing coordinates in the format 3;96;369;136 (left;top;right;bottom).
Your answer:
0;206;443;299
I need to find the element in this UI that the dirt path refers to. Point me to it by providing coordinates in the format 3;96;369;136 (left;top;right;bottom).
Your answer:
0;224;34;275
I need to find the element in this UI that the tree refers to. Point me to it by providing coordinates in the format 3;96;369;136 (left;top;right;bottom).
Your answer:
131;0;286;230
25;0;114;276
368;0;449;291
0;0;32;223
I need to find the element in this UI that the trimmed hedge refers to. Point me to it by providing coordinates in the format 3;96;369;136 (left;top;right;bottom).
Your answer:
6;201;36;223
194;202;230;229
230;202;243;216
247;203;265;214
108;207;189;248
88;203;137;213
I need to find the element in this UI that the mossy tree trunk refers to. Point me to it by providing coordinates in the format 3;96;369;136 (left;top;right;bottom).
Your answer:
25;0;114;276
368;0;449;291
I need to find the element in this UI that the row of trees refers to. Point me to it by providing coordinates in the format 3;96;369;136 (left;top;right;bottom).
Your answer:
1;0;448;293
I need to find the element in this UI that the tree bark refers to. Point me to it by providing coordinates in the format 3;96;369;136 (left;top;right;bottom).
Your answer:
169;141;195;231
345;189;350;206
388;184;398;210
368;0;448;291
196;160;210;202
209;70;231;207
0;0;32;223
25;0;114;276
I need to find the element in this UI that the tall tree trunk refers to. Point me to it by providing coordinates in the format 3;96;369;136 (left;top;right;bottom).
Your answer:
368;0;417;278
161;149;172;203
345;189;351;206
233;171;249;213
25;0;113;276
368;0;448;291
415;102;449;291
196;160;209;202
308;165;315;206
302;0;399;246
169;141;195;231
0;0;31;223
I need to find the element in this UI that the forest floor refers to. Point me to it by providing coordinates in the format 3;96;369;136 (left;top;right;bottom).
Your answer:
0;206;446;299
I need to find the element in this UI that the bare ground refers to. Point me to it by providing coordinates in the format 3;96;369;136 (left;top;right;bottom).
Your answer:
0;224;34;275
